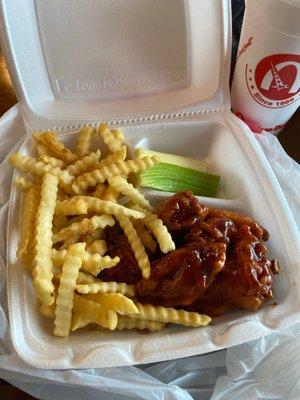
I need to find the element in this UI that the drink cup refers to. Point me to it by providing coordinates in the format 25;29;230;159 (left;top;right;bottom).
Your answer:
231;0;300;135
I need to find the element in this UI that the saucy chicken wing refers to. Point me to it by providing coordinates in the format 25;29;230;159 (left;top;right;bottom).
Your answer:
136;241;226;307
138;192;279;316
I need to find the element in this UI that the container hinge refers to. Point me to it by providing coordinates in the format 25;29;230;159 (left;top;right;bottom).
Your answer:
30;107;229;132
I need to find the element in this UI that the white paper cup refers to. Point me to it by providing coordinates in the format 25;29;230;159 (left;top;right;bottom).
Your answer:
231;0;300;135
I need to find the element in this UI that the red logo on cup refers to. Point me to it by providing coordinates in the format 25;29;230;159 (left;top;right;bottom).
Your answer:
245;54;300;108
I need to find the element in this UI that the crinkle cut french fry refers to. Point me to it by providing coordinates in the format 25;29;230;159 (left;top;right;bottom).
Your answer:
86;239;107;255
75;126;96;157
82;227;105;244
51;248;67;268
52;248;118;275
66;150;101;176
116;316;165;331
36;143;48;157
71;312;91;331
70;196;145;219
132;204;175;254
40;155;65;168
9;153;74;188
52;246;119;273
76;281;135;297
54;243;86;337
108;176;152;210
17;185;40;259
35;131;78;164
55;198;88;215
77;271;100;284
59;236;80;251
85;293;138;314
91;146;127;171
40;301;56;318
14;177;34;191
98;123;123;153
82;254;120;276
92;183;106;199
111;128;124;142
145;213;175;254
32;173;58;305
117;214;151;279
73;294;118;330
132;220;157;253
126;302;211;327
53;214;115;244
72;156;159;194
102;185;120;202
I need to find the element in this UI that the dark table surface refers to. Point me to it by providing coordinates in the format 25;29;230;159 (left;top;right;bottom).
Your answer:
0;46;299;400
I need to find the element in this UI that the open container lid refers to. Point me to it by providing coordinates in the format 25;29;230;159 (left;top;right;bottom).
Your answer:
0;0;231;130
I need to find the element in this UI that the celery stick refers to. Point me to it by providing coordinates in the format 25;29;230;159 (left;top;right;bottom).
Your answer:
135;148;207;172
139;163;220;197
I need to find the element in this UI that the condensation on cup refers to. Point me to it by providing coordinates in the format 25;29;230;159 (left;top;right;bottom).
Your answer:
231;0;300;135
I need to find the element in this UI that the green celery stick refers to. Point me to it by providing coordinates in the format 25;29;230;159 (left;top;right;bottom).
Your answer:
139;163;220;198
135;148;207;172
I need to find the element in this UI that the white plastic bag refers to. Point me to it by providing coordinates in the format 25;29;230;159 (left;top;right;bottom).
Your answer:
0;105;299;400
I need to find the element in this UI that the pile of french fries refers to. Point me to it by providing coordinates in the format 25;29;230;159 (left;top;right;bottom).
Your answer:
10;124;211;337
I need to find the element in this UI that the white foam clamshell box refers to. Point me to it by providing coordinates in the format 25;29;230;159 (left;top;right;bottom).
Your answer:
1;0;300;369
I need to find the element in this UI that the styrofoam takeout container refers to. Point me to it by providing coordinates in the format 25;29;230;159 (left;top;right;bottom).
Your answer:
1;0;300;369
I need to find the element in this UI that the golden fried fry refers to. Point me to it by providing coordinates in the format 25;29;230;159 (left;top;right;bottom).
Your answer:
35;131;78;164
115;316;165;331
132;220;157;253
92;183;107;199
32;173;58;305
82;253;120;276
70;312;91;331
66;150;101;176
17;185;40;259
40;302;56;319
75;126;96;157
72;156;159;193
40;155;65;168
69;196;145;219
36;143;48;157
86;239;107;255
58;236;80;251
54;243;86;337
102;186;120;202
111;128;124;142
77;271;100;284
85;293;138;314
98;123;122;153
72;294;118;330
108;176;152;210
13;177;34;191
132;205;175;254
10;153;74;188
82;227;105;244
55;198;88;216
52;247;118;275
76;281;135;297
117;214;151;279
53;215;115;244
51;248;67;268
126;302;211;327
